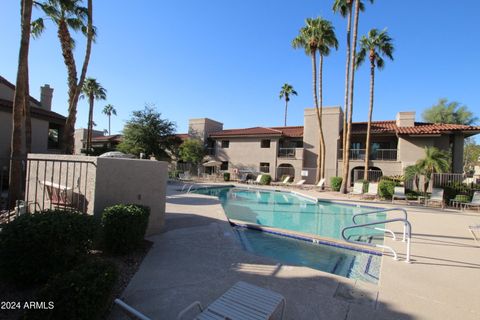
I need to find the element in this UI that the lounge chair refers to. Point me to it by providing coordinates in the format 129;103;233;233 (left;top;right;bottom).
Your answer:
317;178;325;189
425;187;445;209
294;179;306;187
349;182;364;196
362;182;378;199
177;281;286;320
392;186;406;203
252;174;263;185
463;191;480;212
469;224;480;241
273;175;291;186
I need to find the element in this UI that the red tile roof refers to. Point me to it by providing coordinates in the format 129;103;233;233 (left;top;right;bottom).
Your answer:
350;121;480;135
209;126;304;138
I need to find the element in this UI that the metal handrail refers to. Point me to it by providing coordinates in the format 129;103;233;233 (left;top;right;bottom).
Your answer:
352;208;408;242
342;218;411;263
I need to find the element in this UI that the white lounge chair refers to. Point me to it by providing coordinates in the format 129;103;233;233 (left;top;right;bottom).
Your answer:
362;182;378;199
425;187;444;209
469;224;480;241
463;191;480;212
252;174;263;185
273;175;291;186
294;179;306;187
392;186;406;203
177;281;286;320
317;178;326;189
349;182;364;196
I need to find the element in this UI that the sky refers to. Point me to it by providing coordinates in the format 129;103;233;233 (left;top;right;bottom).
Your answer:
1;0;479;139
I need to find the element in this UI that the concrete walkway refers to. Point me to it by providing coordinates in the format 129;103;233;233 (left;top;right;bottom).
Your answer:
110;183;480;320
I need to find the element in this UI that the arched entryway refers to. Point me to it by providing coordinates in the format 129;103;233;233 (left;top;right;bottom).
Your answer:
277;163;295;181
351;166;383;185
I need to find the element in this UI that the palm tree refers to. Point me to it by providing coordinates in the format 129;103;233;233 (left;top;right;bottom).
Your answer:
340;0;374;193
9;0;33;208
332;0;365;163
279;84;297;126
405;147;450;194
356;28;394;180
32;0;94;154
81;78;106;154
102;104;117;135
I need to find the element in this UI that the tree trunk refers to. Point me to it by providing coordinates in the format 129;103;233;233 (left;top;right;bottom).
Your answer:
342;3;353;168
9;0;33;208
284;99;288;127
108;114;111;135
87;94;94;154
363;59;375;180
63;0;93;154
311;53;322;183
340;0;361;193
319;54;326;180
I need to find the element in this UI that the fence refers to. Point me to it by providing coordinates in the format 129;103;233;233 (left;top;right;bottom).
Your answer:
338;149;397;161
0;157;96;224
352;169;383;183
276;166;295;180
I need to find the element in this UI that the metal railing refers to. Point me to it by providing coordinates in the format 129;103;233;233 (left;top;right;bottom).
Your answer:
338;148;398;161
277;148;296;158
342;208;411;263
353;169;383;182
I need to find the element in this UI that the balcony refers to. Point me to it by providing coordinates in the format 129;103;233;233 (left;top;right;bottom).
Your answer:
278;148;296;158
338;149;398;161
205;147;216;156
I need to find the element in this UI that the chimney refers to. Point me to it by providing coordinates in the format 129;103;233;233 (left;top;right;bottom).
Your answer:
40;84;53;110
396;111;415;127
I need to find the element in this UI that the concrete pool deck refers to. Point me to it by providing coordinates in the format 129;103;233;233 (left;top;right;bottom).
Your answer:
110;182;480;320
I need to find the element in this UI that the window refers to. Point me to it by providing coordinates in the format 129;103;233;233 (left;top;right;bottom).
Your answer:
260;162;270;173
221;161;229;171
48;123;60;149
221;140;230;148
261;139;271;148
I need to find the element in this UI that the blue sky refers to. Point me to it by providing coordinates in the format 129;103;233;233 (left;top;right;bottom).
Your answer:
1;0;479;137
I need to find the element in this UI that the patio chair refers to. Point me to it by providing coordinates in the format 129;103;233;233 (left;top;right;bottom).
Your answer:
39;180;74;209
392;186;406;203
252;174;264;185
362;182;378;199
349;182;364;196
317;178;326;189
293;179;306;187
468;224;480;241
273;175;291;186
425;188;445;209
463;191;480;212
177;281;286;320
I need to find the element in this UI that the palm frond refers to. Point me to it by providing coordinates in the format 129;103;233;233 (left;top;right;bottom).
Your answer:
31;18;45;39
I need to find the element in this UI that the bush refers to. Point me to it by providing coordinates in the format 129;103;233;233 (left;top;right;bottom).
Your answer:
260;174;272;185
357;179;369;193
223;172;231;181
379;179;397;199
330;177;343;191
102;204;150;254
0;210;98;285
24;259;118;320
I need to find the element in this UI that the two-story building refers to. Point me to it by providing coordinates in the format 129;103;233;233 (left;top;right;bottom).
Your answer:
182;106;480;185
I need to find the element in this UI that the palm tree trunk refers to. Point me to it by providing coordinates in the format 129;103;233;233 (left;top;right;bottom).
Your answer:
87;95;94;154
342;3;353;168
284;99;288;127
311;52;322;183
63;0;93;154
9;0;33;208
363;60;375;180
319;54;326;180
108;114;111;135
340;0;361;193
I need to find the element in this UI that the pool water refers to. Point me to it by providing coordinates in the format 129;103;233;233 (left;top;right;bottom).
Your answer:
195;187;386;243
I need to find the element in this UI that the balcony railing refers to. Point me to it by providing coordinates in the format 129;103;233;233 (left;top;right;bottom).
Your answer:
278;148;296;158
338;149;397;161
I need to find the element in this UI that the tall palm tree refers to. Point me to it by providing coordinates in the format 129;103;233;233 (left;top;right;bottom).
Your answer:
9;0;33;208
340;0;374;193
81;78;106;154
406;147;450;193
32;0;94;154
102;104;117;135
332;0;365;163
279;84;297;126
356;28;394;180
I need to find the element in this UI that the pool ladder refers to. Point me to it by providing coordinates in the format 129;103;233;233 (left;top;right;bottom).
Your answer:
341;208;411;263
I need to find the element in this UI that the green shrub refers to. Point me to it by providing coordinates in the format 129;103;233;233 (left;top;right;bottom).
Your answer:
356;179;370;193
223;172;231;181
0;210;97;285
379;179;397;199
24;259;118;320
260;174;272;185
102;204;150;254
330;177;343;191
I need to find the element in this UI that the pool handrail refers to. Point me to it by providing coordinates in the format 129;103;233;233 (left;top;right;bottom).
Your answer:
342;218;411;263
352;208;409;242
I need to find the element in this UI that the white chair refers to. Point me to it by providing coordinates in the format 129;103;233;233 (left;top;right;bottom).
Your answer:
469;225;480;241
349;182;364;196
392;186;406;202
317;178;326;189
252;174;264;185
294;179;306;187
362;182;378;199
177;281;286;320
425;188;445;209
463;191;480;212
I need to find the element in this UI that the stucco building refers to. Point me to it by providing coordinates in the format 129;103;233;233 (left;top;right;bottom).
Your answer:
183;107;480;185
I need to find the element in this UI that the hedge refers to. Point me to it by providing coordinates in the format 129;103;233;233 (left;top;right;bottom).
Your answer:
378;179;397;199
102;204;150;254
260;174;272;185
330;177;343;191
0;210;98;285
24;259;118;320
223;172;231;181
